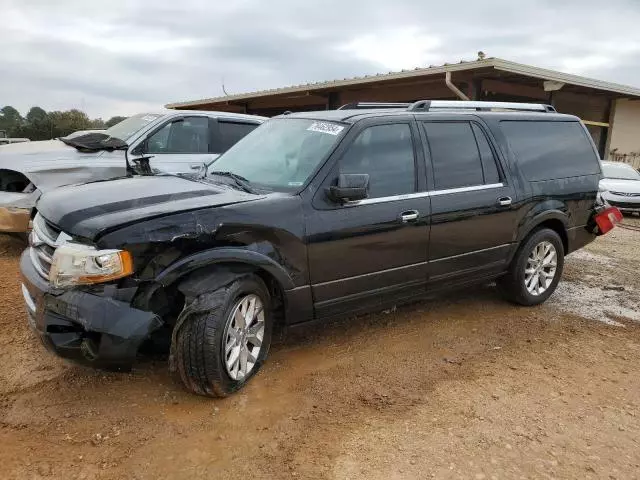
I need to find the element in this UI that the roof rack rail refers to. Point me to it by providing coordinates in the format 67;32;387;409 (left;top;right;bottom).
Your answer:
407;100;556;113
338;102;411;110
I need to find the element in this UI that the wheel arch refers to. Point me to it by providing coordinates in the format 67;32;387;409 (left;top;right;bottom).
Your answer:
517;210;569;254
151;249;292;340
0;169;32;192
155;247;296;291
174;261;287;321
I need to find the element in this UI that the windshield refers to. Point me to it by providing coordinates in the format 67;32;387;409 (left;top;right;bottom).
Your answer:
105;113;163;142
602;162;640;181
208;118;346;190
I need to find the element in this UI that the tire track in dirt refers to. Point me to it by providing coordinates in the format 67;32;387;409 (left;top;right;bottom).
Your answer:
0;221;639;479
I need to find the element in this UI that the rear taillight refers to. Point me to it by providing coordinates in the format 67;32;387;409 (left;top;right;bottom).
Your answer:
594;206;623;235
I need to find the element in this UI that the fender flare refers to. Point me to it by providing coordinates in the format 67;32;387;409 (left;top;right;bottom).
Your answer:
161;249;293;372
506;209;569;264
516;209;569;244
155;247;296;291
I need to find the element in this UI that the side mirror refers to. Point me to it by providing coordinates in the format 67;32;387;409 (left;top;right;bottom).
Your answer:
328;173;370;202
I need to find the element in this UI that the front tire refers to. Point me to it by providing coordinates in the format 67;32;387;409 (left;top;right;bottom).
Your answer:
174;275;273;397
498;228;564;306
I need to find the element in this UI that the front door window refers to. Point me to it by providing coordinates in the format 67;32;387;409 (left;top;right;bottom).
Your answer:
146;117;209;154
339;123;416;198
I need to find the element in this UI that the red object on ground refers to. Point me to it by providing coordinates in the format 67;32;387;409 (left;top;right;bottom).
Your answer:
594;207;623;235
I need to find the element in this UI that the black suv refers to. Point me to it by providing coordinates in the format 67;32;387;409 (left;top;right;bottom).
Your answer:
20;101;607;397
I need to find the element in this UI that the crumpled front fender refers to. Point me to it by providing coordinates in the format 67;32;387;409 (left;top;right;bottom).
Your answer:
0;190;40;232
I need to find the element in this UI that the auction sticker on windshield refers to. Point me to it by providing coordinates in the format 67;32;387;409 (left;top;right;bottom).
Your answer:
307;122;345;136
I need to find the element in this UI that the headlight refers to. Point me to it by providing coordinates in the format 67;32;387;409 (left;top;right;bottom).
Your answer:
49;243;133;288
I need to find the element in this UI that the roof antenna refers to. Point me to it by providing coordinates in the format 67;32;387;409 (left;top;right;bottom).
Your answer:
221;76;229;96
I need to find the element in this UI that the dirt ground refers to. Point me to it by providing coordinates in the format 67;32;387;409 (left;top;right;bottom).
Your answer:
1;219;640;480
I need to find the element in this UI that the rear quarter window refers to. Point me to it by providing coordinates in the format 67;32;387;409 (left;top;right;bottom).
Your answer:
500;120;600;181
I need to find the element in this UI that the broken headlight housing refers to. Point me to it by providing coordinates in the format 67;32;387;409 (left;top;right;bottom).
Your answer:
49;243;134;288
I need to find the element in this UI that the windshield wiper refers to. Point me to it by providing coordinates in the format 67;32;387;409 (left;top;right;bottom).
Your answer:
208;171;257;193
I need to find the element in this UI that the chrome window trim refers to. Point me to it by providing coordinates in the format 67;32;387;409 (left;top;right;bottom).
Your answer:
344;183;504;206
345;191;430;206
430;183;504;196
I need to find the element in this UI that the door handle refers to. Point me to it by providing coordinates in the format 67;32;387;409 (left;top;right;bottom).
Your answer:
497;196;512;207
400;210;419;223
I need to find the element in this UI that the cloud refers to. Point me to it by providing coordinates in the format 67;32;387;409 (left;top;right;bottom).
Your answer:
1;0;640;118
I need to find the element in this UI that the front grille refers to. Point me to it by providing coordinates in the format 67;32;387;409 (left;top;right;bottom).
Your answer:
608;200;640;209
29;214;62;279
611;191;640;197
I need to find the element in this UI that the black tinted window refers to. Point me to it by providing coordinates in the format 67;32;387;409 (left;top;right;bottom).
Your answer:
216;121;260;153
423;122;484;189
500;121;600;181
472;123;501;184
340;123;415;198
147;117;209;154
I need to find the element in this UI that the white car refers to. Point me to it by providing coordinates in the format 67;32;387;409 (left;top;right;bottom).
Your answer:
0;110;265;233
600;161;640;215
0;129;30;145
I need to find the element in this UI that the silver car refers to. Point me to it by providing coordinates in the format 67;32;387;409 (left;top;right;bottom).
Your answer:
0;110;265;233
600;161;640;214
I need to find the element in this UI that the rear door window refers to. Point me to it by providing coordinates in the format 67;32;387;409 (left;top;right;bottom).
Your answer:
422;122;501;190
500;120;600;181
215;121;260;153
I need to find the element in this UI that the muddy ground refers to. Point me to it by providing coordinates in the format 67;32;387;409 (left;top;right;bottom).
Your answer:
1;219;640;480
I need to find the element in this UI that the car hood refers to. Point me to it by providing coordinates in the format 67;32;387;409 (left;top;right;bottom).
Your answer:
0;139;125;191
0;139;75;155
37;175;263;240
600;178;640;194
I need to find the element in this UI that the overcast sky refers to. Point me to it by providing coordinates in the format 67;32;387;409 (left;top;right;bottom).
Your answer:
1;0;639;119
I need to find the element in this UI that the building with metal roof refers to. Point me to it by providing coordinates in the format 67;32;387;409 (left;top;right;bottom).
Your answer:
167;57;640;162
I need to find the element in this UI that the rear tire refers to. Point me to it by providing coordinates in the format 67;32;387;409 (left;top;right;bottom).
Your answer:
498;228;564;306
174;275;272;397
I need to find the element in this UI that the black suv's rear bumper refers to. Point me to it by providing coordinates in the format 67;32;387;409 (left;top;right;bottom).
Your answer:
20;250;162;370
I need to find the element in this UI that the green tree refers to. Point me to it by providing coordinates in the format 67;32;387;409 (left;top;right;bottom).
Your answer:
26;106;48;124
105;116;127;128
90;118;106;129
23;107;50;140
47;109;92;138
1;106;127;140
0;106;24;136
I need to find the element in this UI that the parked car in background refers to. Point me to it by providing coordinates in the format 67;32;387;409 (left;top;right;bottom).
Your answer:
20;101;615;397
0;130;30;146
600;161;640;215
0;110;266;234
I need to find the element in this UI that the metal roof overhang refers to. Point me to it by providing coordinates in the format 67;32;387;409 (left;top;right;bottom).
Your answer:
166;58;640;110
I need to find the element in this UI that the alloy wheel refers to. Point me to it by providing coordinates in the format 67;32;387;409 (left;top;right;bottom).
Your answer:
524;240;558;296
223;294;265;380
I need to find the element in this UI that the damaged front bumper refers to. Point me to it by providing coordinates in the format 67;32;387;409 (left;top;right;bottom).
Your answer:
20;250;162;370
0;206;31;233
